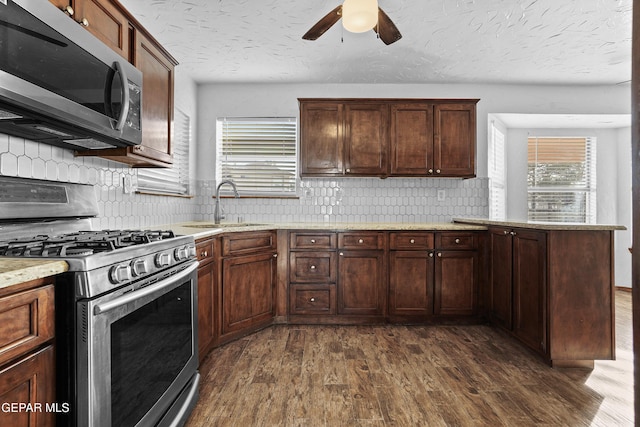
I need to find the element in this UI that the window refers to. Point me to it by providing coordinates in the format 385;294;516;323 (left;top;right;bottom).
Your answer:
216;117;297;197
527;136;596;223
135;108;191;196
488;121;506;220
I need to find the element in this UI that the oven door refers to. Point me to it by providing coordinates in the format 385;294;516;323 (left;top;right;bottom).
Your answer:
77;261;199;427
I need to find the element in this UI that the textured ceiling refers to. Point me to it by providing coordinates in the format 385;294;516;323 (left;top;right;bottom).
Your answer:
119;0;632;85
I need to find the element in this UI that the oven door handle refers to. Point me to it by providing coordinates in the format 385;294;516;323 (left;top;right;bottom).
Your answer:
94;262;198;315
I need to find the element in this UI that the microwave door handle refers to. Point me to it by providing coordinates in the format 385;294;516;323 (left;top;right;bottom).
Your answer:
94;262;198;315
112;60;130;132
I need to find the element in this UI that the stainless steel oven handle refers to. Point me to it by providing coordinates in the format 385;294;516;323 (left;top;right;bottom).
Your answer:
94;262;198;315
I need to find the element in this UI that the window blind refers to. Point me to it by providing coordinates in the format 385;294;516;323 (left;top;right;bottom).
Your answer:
527;136;596;223
136;108;190;195
488;122;506;220
216;117;297;197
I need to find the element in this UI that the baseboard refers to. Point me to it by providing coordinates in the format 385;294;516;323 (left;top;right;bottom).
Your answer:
615;286;632;293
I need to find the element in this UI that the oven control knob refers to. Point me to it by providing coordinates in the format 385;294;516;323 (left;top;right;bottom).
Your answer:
130;259;148;277
174;246;188;261
109;263;131;284
155;252;172;267
187;245;197;259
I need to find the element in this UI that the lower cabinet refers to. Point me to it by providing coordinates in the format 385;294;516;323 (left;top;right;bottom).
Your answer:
0;279;56;427
195;237;217;363
434;250;478;316
219;231;277;344
337;249;386;316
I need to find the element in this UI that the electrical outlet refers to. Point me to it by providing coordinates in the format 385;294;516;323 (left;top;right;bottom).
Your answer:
123;176;132;194
437;190;446;201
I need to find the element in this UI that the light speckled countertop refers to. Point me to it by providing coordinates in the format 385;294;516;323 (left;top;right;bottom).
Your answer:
165;221;489;240
0;259;68;289
453;218;626;231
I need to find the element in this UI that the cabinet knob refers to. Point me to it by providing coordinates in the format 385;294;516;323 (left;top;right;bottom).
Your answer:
346;168;351;173
410;239;415;244
510;231;517;236
200;250;208;257
77;17;89;27
310;239;316;244
358;239;364;244
429;252;434;257
273;253;278;258
310;297;316;302
503;230;510;235
437;252;442;257
428;169;434;174
339;252;344;256
61;5;74;15
455;238;460;244
310;265;316;270
436;169;441;174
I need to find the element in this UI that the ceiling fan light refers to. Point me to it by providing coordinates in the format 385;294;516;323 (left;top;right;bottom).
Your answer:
342;0;378;33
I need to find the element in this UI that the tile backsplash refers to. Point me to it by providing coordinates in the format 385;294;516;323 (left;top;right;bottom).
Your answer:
1;134;489;228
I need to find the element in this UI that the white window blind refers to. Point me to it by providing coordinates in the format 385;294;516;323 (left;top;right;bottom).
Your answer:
216;117;297;197
527;136;596;223
136;109;191;196
488;122;506;220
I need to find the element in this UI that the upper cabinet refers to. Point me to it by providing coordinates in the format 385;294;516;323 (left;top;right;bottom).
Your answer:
51;0;178;167
299;98;479;178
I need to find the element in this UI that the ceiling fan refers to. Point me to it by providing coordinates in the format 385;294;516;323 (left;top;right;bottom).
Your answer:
302;0;402;45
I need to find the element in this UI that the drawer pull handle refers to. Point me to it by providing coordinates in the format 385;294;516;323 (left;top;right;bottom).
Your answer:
311;239;316;244
200;251;208;257
358;239;364;244
310;297;316;302
455;238;460;244
310;265;316;270
410;239;415;244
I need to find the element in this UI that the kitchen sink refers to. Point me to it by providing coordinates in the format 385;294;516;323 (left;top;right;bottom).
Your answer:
182;223;262;228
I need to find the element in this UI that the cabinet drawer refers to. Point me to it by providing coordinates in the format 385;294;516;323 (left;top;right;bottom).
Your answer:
0;285;54;367
390;232;434;250
222;231;276;256
289;285;336;315
338;232;385;250
290;252;336;283
436;232;477;250
196;238;215;265
289;232;336;250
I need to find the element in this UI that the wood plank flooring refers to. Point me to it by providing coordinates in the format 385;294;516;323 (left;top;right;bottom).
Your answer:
186;290;633;426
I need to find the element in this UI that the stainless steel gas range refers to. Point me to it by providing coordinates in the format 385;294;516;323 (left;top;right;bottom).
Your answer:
0;177;200;427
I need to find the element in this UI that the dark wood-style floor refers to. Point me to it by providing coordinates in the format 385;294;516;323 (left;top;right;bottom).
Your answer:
186;290;633;426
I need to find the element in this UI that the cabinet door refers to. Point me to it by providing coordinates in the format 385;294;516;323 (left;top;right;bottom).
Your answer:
300;102;343;176
489;228;513;330
390;103;434;175
433;103;476;177
389;251;434;316
337;250;385;315
74;0;130;60
512;230;547;355
222;252;276;335
197;262;215;362
344;104;387;175
434;250;477;316
133;31;174;165
0;345;55;427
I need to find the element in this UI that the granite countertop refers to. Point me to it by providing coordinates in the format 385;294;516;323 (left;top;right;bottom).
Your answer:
0;259;69;290
453;217;626;231
166;221;489;240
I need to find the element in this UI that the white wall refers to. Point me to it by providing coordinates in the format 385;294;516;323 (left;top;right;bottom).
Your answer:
616;127;632;287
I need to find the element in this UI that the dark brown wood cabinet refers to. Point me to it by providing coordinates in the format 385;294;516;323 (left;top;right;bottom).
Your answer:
195;237;217;362
52;0;178;167
219;231;277;344
0;279;56;427
487;226;615;367
299;98;478;178
299;101;387;176
388;232;435;319
337;232;386;317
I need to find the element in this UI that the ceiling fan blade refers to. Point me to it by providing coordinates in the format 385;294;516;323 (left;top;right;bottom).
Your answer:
302;5;343;40
375;7;402;45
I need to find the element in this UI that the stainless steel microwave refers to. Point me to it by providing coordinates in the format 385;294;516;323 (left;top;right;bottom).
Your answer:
0;0;142;150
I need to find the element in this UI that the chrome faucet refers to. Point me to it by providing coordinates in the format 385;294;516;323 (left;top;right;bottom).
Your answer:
214;180;239;224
